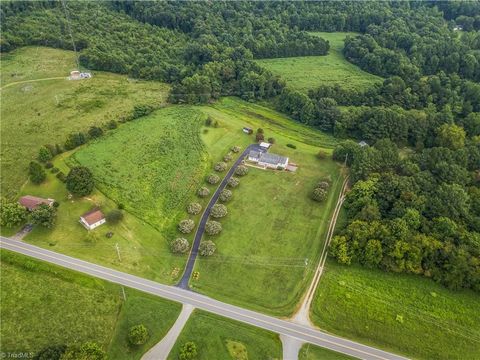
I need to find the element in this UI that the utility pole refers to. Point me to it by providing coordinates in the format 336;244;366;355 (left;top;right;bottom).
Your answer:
115;243;121;262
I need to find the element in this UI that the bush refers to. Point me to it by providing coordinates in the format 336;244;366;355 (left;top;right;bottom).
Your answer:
34;345;67;360
214;162;227;172
231;146;241;153
206;174;220;184
219;189;232;202
171;238;190;254
316;150;328;159
50;167;59;174
128;324;149;346
205;220;222;235
316;181;330;190
45;161;53;169
106;209;123;224
178;219;195;233
197;187;210;198
29;161;46;184
0;201;27;228
255;132;265;142
210;203;227;218
286;143;297;149
53;201;60;208
227;177;240;188
205;116;212;126
179;342;197;360
88;126;104;138
56;171;66;182
312;187;328;202
199;240;216;256
223;153;233;162
64;132;86;150
38;146;53;162
118;203;125;210
235;165;249;176
187;202;202;215
268;137;275;144
31;204;56;228
106;120;118;129
257;128;264;134
66;166;94;196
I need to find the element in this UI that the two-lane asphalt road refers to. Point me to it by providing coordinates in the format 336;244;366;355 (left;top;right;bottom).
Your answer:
0;237;408;360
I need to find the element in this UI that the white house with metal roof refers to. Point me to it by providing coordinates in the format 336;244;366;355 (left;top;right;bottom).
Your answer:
247;150;289;170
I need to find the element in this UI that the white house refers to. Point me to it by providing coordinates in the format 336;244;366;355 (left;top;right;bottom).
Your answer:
259;142;271;149
80;209;106;230
247;150;289;169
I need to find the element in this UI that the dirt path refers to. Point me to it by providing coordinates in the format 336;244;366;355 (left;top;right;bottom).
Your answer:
1;76;66;90
291;176;349;326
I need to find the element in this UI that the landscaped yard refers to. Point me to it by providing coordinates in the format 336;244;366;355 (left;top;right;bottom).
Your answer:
256;32;381;92
311;260;480;360
0;249;181;359
0;46;169;198
167;310;282;360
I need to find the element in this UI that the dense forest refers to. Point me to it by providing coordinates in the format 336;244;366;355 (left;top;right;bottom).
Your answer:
1;1;479;291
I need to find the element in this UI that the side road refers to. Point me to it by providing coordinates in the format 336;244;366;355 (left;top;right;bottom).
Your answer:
0;237;409;360
177;143;263;289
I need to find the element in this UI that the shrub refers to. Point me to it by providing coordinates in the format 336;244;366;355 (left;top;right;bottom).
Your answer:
214;162;227;172
268;137;275;144
206;174;220;184
199;240;216;256
213;120;219;128
88;126;104;138
106;120;117;129
316;150;328;159
66;166;94;196
316;181;330;190
210;203;227;218
29;161;46;184
179;342;197;360
30;204;56;228
235;165;249;176
131;104;154;119
34;345;67;360
257;128;264;134
53;201;60;208
219;189;232;202
64;132;86;150
38;146;53;162
187;202;202;215
227;177;240;188
178;219;195;233
312;187;328;202
197;187;210;198
45;161;53;169
171;238;190;254
50;167;59;174
223;153;233;162
118;203;125;210
205;220;222;235
286;143;297;149
255;133;265;142
205;116;212;126
128;324;149;346
231;146;241;153
61;342;106;360
56;171;66;182
0;201;27;228
106;209;123;224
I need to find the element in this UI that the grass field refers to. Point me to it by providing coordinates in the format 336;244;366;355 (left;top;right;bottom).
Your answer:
0;46;169;197
0;249;181;359
299;344;354;360
190;98;344;316
167;310;282;360
256;32;381;92
311;260;480;360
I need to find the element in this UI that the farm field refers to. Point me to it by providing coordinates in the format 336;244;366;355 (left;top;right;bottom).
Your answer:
0;250;181;359
192;98;344;316
0;46;169;198
256;32;381;92
299;344;354;360
311;260;480;360
167;310;282;360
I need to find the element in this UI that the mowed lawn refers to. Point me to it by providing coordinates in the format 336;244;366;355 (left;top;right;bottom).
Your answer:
256;32;381;92
0;250;181;359
167;310;282;360
299;344;354;360
192;98;344;316
311;260;480;360
0;46;169;197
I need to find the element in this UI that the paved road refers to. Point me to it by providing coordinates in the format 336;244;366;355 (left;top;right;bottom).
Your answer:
177;143;263;289
0;237;408;360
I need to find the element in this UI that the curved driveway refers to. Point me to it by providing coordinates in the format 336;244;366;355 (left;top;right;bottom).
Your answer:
177;143;263;289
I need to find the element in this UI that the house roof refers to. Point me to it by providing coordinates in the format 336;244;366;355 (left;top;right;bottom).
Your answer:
18;195;54;210
80;209;105;225
260;142;271;148
248;150;261;158
259;152;288;165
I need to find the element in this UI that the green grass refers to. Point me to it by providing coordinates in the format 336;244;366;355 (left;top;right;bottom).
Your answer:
190;98;344;316
0;46;169;197
311;260;480;360
256;32;381;92
0;249;181;358
167;310;282;360
299;344;355;360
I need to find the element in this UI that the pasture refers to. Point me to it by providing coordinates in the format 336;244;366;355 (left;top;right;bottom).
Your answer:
256;32;381;92
0;250;181;359
167;310;282;360
311;260;480;360
0;46;169;197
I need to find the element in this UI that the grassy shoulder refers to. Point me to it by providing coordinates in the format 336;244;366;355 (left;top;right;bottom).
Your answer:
0;46;169;198
256;32;381;92
0;249;181;358
299;344;355;360
167;310;282;360
311;260;480;360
